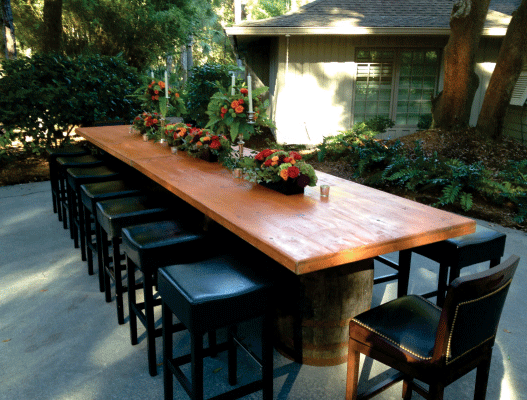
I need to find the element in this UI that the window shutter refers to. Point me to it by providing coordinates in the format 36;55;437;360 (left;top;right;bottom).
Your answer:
510;71;527;106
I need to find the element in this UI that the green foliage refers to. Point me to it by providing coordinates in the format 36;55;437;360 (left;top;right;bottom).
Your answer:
185;63;241;127
318;129;527;221
317;117;395;162
0;53;141;154
417;114;433;130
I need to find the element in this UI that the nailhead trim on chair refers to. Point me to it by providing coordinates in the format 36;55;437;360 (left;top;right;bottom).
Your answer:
446;279;512;364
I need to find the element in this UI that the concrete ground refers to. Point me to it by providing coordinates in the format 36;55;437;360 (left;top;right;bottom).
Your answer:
1;181;526;400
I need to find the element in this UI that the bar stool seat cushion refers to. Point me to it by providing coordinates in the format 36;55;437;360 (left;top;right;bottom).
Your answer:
158;254;272;334
67;165;120;189
121;220;206;272
412;226;506;268
96;195;169;239
57;154;102;168
80;180;141;213
47;145;88;159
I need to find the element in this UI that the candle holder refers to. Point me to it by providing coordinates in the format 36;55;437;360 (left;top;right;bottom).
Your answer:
237;134;245;158
142;134;149;142
233;168;243;178
246;111;256;124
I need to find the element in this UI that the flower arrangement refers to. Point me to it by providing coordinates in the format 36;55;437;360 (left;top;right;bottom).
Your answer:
132;111;161;137
133;79;187;117
205;84;274;142
240;149;318;189
180;127;232;162
163;122;191;147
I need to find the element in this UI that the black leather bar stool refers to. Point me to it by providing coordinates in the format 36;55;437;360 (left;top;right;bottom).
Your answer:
56;154;103;228
158;254;274;400
408;225;506;306
96;195;170;325
80;180;142;288
65;166;121;260
121;220;209;376
46;145;89;219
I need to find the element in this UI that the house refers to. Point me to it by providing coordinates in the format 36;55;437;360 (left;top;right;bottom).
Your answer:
225;0;527;145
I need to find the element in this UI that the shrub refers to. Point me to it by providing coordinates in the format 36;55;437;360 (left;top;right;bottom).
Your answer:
185;63;241;127
0;53;141;152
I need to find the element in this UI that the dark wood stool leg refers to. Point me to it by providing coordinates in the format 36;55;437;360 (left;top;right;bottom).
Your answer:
77;186;87;261
112;237;125;325
84;206;94;275
144;270;158;376
397;249;412;298
127;257;138;346
96;221;105;292
67;182;75;240
101;230;112;303
191;332;204;400
262;311;273;400
437;262;450;307
228;325;237;386
162;302;174;400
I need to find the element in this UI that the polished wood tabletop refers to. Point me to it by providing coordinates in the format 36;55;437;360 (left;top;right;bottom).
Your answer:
76;125;476;275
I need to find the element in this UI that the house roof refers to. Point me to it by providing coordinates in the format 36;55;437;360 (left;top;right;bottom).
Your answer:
225;0;521;36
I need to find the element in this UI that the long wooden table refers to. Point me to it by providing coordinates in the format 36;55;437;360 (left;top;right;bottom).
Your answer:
76;125;476;365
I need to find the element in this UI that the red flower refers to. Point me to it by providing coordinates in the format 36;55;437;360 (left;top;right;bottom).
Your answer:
289;151;302;161
287;166;300;179
263;159;273;167
154;90;159;95
240;88;248;95
221;113;225;119
210;140;221;150
238;98;244;105
220;106;228;114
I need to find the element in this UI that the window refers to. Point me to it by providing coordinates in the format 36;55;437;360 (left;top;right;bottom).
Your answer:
354;49;440;126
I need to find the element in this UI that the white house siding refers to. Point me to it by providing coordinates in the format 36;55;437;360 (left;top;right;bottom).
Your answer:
503;106;527;144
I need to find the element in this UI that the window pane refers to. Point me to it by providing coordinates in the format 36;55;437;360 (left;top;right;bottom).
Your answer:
395;49;439;126
354;59;393;123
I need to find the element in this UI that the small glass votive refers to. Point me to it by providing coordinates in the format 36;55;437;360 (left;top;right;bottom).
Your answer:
159;138;168;147
171;146;178;154
233;168;243;178
142;134;149;142
320;185;330;197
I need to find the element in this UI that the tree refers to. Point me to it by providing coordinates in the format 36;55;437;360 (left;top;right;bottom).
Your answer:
42;0;62;52
476;0;527;139
2;0;17;59
432;0;491;130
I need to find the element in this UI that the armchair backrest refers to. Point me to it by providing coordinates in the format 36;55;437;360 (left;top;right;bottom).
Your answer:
433;255;520;364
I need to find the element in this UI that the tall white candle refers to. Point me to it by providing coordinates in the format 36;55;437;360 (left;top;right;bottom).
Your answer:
150;70;154;79
165;71;169;98
231;74;235;95
247;75;253;113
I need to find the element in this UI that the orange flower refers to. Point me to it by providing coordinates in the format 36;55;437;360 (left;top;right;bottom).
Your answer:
196;141;203;147
235;105;244;114
175;93;180;98
151;96;156;100
271;156;279;162
231;100;239;109
159;81;165;89
240;88;248;95
280;169;289;181
154;95;159;100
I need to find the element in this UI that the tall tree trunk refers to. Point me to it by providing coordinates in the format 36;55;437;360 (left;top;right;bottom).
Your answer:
432;0;491;130
476;0;527;139
2;0;17;59
42;0;62;53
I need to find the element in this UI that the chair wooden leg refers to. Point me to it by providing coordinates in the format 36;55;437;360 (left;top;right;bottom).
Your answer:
437;262;450;307
474;357;491;400
96;221;105;292
429;382;445;400
144;271;158;376
228;325;237;386
345;343;360;400
402;379;413;400
162;302;174;400
102;230;112;303
262;311;274;400
113;237;125;325
398;250;412;298
191;331;204;400
127;257;138;346
84;206;94;275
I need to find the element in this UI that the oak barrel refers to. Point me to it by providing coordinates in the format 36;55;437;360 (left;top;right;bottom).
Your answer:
274;259;373;366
